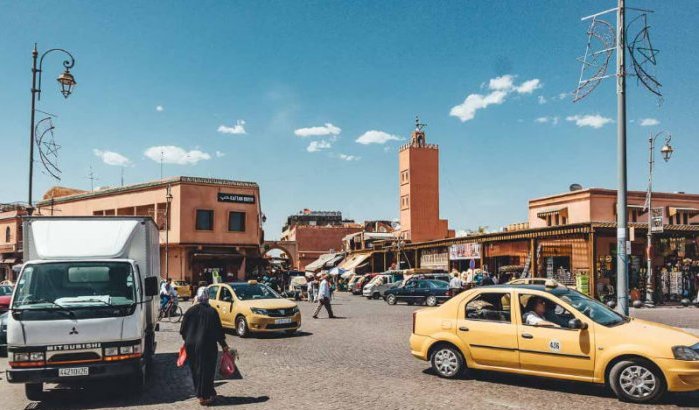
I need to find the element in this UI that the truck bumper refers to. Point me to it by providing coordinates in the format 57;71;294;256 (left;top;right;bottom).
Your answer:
6;358;142;384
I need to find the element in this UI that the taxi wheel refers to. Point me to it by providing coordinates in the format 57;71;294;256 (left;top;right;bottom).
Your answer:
386;294;397;305
609;359;666;403
25;383;43;401
236;316;250;338
430;345;465;379
426;296;438;307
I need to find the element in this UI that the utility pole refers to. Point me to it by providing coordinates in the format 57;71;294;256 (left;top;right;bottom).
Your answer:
615;0;629;315
87;165;98;192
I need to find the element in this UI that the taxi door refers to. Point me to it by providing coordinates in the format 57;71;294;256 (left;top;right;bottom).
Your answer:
515;291;595;379
456;290;519;369
216;286;236;327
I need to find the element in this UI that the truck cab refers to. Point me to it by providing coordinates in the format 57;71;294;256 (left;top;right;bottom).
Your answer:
5;217;160;400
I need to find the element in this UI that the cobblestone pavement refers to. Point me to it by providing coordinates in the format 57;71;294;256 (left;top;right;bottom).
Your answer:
1;294;698;410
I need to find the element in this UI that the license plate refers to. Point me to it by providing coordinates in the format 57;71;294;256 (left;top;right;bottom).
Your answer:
58;367;89;377
275;318;292;325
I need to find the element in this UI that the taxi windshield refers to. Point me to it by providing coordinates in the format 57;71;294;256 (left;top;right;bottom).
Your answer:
231;283;280;301
554;289;626;326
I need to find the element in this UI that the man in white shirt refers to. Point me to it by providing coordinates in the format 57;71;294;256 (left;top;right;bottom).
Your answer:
313;274;335;319
449;273;463;295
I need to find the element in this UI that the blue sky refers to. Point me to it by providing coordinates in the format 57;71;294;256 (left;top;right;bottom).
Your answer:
2;1;699;239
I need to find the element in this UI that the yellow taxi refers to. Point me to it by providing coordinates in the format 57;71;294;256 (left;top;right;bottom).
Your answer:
207;280;301;337
172;281;192;300
409;280;699;403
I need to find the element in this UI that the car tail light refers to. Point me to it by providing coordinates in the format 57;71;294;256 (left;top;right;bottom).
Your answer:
412;311;416;334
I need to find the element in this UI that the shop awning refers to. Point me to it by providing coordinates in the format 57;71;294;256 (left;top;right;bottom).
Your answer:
668;207;699;217
537;207;568;219
1;258;16;264
323;254;345;269
337;252;372;271
305;253;337;272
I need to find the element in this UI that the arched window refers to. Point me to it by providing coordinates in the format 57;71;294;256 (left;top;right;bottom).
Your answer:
5;227;10;243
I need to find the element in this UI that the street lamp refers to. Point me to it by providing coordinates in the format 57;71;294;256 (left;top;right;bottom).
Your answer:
28;43;77;214
165;185;173;281
644;131;673;307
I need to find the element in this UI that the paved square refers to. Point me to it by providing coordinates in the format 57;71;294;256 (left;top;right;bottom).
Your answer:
1;294;698;409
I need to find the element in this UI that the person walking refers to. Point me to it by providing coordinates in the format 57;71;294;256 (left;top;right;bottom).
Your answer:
180;291;230;406
313;273;335;319
449;272;463;295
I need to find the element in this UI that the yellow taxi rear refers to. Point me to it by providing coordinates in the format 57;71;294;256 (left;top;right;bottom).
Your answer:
172;281;192;300
409;281;699;403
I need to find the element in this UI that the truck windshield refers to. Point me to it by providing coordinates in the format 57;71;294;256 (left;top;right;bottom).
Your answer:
12;262;136;310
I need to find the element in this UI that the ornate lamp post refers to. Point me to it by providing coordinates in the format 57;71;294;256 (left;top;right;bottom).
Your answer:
644;131;673;307
28;43;77;214
165;185;173;281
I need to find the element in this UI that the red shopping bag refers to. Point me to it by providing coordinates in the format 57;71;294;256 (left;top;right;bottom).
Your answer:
219;350;236;378
176;345;187;367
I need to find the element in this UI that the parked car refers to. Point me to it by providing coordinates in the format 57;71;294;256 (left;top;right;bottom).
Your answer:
363;271;404;299
0;312;7;357
172;280;193;300
384;279;452;307
0;284;12;314
352;274;377;295
346;275;362;293
208;280;301;337
409;281;699;403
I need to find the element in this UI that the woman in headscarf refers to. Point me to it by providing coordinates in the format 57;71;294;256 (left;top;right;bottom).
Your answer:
180;290;229;405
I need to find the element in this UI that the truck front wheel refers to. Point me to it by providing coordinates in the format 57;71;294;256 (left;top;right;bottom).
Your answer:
25;383;43;401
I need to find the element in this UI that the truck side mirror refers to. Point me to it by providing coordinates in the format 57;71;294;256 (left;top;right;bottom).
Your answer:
144;277;159;297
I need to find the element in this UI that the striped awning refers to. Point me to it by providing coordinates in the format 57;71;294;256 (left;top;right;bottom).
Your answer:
537;207;568;219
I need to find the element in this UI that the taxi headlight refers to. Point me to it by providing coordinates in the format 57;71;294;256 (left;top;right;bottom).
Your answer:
250;308;269;316
672;345;699;361
291;306;299;314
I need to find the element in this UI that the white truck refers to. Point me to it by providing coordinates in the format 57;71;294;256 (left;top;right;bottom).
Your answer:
5;216;161;400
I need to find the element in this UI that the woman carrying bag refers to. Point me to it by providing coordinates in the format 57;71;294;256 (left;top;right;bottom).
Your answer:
179;290;229;406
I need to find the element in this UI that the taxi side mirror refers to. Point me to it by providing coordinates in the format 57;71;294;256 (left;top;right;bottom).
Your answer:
568;318;588;330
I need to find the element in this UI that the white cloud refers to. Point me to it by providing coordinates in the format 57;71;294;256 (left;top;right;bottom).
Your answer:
450;74;542;122
566;114;613;129
339;154;360;161
640;118;660;127
306;140;332;153
294;123;341;137
557;93;568;100
516;79;542;94
538;95;547;104
156;105;164;112
217;120;246;135
144;146;211;165
93;149;130;166
215;151;225;158
355;130;402;145
534;116;559;125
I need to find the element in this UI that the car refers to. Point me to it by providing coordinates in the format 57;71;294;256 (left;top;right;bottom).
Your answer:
207;280;301;337
346;275;363;293
409;280;699;404
363;271;404;299
172;280;193;300
352;274;377;295
0;312;7;357
0;284;12;314
384;279;452;307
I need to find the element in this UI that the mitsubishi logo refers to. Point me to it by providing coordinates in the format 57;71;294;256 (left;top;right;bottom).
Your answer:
69;327;79;335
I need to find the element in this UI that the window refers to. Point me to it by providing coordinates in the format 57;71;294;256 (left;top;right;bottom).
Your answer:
228;211;246;232
219;287;233;302
207;286;219;300
519;294;575;328
196;209;214;230
465;292;511;323
401;195;409;210
5;227;9;243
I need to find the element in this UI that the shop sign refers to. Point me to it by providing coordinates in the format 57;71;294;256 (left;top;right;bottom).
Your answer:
449;243;481;260
650;207;663;233
218;193;256;204
420;250;448;270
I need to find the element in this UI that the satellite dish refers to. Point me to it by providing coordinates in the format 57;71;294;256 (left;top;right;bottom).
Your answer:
569;183;583;192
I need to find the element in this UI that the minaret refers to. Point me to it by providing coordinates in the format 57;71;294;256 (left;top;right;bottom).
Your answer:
398;117;453;242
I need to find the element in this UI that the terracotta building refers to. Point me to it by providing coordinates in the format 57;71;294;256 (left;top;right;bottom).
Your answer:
34;176;265;283
0;204;28;281
280;210;362;270
398;120;454;243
